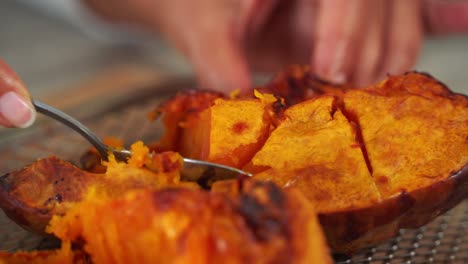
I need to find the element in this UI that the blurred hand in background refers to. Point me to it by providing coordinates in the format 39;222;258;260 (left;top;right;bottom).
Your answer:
84;0;468;92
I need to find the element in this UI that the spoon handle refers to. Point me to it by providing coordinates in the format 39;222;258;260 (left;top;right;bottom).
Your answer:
32;100;110;159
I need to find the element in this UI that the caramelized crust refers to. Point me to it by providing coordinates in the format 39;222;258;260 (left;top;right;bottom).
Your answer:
48;180;331;264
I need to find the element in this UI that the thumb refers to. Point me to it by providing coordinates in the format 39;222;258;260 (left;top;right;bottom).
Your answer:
0;59;36;128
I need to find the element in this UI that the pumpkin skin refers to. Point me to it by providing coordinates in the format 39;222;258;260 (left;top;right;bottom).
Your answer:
319;165;467;252
156;68;468;253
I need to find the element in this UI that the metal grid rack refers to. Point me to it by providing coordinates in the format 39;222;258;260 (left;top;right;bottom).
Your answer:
335;201;467;263
0;87;465;263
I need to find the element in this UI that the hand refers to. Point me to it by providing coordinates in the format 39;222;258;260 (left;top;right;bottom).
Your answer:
84;0;253;91
0;59;36;128
247;0;468;86
84;0;468;91
243;0;425;87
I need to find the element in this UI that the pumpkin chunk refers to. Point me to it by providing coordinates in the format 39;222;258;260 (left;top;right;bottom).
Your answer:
150;90;224;152
343;73;468;198
0;148;197;234
251;96;381;212
48;180;332;264
179;98;273;168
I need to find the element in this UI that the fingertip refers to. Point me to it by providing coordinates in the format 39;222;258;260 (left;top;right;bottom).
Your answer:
189;33;252;93
312;0;370;85
382;43;420;78
312;41;348;85
0;91;36;128
197;68;252;94
0;59;35;128
380;0;423;80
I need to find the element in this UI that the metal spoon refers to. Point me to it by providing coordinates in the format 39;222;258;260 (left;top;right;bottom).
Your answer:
32;100;252;184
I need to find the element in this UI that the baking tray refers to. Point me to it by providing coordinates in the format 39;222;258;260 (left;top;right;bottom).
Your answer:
0;82;466;263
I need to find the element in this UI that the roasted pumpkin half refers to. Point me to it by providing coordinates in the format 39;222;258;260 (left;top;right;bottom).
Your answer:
153;67;468;253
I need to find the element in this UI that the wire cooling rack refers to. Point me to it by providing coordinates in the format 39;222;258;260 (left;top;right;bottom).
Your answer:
0;85;465;263
335;201;467;264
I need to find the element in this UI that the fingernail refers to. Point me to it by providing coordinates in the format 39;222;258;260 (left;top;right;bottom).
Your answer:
329;71;347;84
327;41;347;84
315;41;348;84
0;91;36;128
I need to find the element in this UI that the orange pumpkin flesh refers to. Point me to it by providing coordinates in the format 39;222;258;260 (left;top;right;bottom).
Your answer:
149;90;224;152
251;96;381;213
179;98;273;168
46;179;331;264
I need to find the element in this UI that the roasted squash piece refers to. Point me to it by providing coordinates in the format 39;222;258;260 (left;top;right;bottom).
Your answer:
48;180;332;264
150;90;224;152
343;72;468;197
250;95;381;212
179;98;273;168
0;148;197;234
